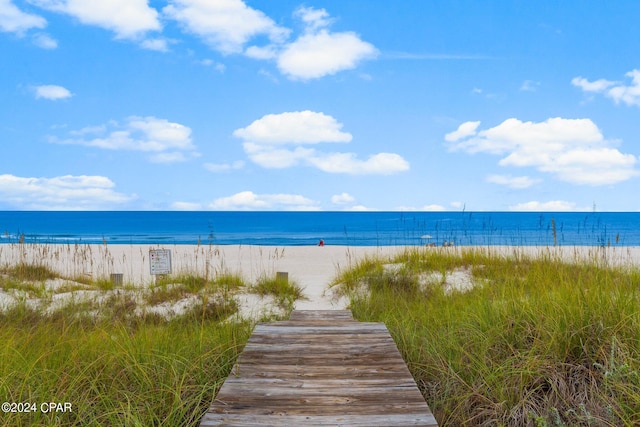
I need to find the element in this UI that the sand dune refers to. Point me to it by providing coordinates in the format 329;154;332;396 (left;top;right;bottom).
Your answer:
1;244;639;314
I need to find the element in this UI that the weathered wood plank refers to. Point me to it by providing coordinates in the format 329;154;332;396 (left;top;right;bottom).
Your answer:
219;378;421;388
200;413;438;427
289;310;354;321
199;310;438;426
228;363;411;379
254;323;387;333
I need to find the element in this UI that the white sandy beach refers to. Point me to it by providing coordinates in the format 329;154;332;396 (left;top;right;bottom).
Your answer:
1;244;639;317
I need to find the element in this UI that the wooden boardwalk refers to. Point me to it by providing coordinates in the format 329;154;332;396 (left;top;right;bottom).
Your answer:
199;310;438;426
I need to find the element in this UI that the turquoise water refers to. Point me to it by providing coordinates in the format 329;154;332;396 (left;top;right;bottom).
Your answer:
0;211;638;246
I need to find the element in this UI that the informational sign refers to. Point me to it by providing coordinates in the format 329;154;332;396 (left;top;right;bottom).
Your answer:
149;249;172;275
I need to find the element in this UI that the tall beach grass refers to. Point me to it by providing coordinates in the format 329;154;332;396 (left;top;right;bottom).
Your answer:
333;247;640;426
0;249;301;427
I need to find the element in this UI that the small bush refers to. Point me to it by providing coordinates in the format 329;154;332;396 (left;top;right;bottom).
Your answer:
252;275;304;311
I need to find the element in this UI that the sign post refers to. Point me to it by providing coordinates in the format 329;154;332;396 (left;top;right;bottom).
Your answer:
149;249;172;281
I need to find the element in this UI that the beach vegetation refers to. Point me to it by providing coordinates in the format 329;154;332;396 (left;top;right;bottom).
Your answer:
333;247;640;426
0;301;253;427
251;274;305;311
0;242;311;426
1;262;58;282
0;266;265;427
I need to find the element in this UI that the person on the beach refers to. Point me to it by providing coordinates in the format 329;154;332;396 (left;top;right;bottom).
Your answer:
318;239;324;246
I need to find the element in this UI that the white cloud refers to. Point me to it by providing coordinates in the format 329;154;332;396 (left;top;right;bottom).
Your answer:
445;121;480;142
0;174;135;210
32;32;57;48
245;45;278;60
277;28;378;80
508;200;583;212
29;0;161;39
0;0;46;34
572;70;640;106
275;6;378;80
33;84;72;100
208;191;319;211
448;117;638;185
294;6;333;33
140;37;169;52
571;76;615;93
234;111;409;175
204;161;244;173
53;116;198;163
163;2;376;80
486;174;541;189
233;110;352;145
331;192;355;205
163;0;289;54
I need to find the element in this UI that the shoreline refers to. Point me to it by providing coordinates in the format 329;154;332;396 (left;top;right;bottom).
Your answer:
2;244;639;313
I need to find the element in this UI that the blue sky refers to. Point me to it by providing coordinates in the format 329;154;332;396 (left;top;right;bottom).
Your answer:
2;0;640;211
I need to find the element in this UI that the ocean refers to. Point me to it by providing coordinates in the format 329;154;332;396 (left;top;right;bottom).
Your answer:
0;211;639;246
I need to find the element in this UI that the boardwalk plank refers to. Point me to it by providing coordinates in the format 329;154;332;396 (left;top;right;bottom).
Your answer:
199;310;438;426
200;413;438;427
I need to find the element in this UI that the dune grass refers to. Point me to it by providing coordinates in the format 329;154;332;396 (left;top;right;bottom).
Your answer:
0;263;275;426
0;305;253;427
333;248;640;426
251;274;305;311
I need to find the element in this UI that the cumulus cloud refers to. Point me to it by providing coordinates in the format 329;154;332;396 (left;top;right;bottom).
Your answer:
234;111;409;175
29;0;160;39
163;0;289;54
233;110;352;145
164;1;376;80
444;121;480;142
276;6;378;80
0;0;46;34
33;84;72;100
508;200;583;212
572;70;640;106
53;116;199;163
571;77;615;93
208;191;319;211
277;29;378;80
447;117;638;185
486;174;541;189
0;174;135;210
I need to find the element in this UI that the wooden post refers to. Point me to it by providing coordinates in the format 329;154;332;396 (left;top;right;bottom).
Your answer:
110;273;123;287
